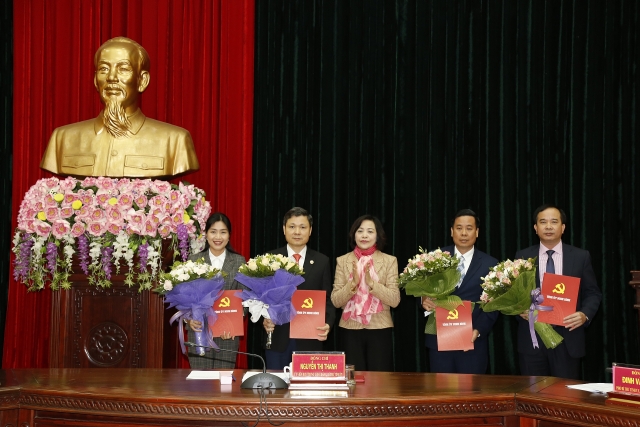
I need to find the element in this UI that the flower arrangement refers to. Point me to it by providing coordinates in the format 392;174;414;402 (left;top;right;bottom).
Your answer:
236;253;305;348
398;247;462;334
238;253;304;278
479;258;563;349
154;259;225;294
157;259;226;355
398;247;460;289
12;177;211;291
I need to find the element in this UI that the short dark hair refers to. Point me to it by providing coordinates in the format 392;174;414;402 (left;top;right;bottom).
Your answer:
282;207;313;227
348;215;387;251
201;212;239;254
532;204;567;225
450;209;480;228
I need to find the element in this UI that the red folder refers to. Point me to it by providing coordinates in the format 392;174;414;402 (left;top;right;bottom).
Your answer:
290;290;326;339
435;301;474;351
209;290;244;337
537;273;580;326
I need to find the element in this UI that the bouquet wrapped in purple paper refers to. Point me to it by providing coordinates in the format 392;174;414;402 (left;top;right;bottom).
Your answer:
154;259;225;355
235;253;305;348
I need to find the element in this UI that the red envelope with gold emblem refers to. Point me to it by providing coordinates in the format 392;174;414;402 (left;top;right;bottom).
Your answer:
435;301;474;351
537;273;580;326
209;290;244;337
290;290;326;339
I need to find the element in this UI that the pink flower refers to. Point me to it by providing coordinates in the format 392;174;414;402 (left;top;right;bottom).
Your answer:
117;193;134;208
149;195;169;210
132;179;152;194
105;206;124;223
75;205;94;220
86;221;107;237
90;209;106;222
43;177;60;190
158;223;172;238
59;177;77;192
127;211;146;234
51;220;71;239
96;192;113;206
77;190;95;205
134;194;148;209
96;177;117;191
81;177;98;187
33;220;52;237
151;180;172;195
71;223;86;237
60;207;74;218
143;219;158;237
416;261;425;268
44;194;58;207
45;207;60;221
107;223;122;235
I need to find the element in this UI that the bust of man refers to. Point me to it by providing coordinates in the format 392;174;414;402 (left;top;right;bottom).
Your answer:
40;37;200;178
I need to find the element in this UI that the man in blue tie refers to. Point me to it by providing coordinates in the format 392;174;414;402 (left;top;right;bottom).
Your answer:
422;209;498;373
515;204;602;379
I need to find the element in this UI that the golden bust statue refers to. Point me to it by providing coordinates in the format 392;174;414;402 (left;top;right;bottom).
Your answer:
40;37;199;178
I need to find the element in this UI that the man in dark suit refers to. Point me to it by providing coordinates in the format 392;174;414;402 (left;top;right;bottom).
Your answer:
422;209;499;374
515;204;602;379
262;207;336;369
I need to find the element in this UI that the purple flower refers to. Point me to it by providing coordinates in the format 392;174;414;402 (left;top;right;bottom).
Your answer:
101;246;114;280
77;234;90;275
13;238;33;281
177;223;189;261
46;242;58;275
138;242;149;272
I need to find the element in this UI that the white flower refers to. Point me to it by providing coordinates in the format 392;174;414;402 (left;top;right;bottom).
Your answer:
286;261;295;270
270;262;281;271
248;260;258;270
163;280;173;291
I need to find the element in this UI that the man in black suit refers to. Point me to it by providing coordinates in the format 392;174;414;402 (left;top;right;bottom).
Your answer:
262;207;336;369
515;204;602;379
422;209;499;373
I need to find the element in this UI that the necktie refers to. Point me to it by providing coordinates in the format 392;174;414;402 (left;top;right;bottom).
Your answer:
293;254;301;265
546;250;555;274
457;256;466;287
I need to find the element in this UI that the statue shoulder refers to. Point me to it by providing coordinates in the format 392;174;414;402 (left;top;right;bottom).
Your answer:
50;117;98;139
142;117;192;139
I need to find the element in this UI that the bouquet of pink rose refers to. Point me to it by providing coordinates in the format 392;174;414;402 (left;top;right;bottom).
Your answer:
12;177;211;291
479;258;563;349
398;247;463;334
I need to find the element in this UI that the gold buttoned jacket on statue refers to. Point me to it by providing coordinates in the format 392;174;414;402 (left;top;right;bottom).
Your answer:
40;109;200;178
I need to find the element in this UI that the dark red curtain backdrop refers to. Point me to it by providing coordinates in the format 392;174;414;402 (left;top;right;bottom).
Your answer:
5;0;254;368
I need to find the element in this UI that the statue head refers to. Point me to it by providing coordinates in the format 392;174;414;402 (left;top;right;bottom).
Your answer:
93;37;151;137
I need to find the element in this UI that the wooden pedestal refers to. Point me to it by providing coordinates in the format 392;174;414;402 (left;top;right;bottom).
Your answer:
49;270;181;368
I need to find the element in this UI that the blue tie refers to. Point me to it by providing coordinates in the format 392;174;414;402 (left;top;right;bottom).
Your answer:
546;250;555;274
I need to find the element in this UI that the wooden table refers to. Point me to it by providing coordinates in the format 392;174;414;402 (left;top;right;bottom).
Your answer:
0;369;638;426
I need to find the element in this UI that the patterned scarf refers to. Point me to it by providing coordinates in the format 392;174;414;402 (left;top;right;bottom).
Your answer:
342;245;383;325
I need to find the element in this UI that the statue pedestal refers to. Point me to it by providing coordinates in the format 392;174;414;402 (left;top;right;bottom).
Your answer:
49;269;181;368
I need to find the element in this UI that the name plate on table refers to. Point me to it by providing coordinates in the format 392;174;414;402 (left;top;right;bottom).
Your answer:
537;273;580;326
435;301;473;351
291;352;346;381
607;363;640;408
290;290;326;339
209;290;244;337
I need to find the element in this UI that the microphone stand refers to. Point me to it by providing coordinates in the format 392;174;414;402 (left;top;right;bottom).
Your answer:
184;342;288;389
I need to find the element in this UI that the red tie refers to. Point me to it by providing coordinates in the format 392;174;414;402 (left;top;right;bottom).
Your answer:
293;254;301;265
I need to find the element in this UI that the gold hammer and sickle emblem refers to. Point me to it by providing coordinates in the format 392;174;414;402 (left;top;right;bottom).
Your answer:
218;297;231;308
552;283;566;294
446;309;459;320
301;298;314;309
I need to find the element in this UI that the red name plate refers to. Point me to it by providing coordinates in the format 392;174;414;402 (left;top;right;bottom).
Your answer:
291;352;346;381
209;290;244;337
613;364;640;395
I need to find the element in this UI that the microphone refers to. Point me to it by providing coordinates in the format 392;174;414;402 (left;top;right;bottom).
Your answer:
184;342;288;389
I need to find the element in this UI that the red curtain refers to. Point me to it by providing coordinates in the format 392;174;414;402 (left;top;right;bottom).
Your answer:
5;0;255;368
